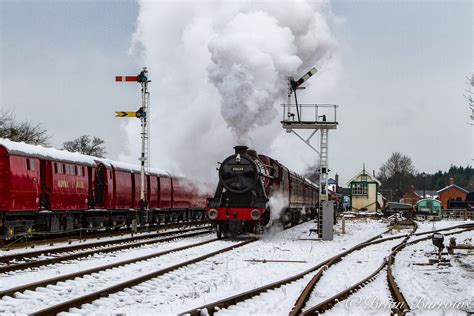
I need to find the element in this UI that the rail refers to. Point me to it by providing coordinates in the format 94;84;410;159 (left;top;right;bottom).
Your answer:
0;228;212;273
31;237;257;316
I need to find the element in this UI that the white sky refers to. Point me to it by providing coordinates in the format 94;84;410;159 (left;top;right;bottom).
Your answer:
0;0;472;185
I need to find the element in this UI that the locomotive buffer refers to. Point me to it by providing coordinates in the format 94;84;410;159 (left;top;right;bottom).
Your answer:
282;67;338;238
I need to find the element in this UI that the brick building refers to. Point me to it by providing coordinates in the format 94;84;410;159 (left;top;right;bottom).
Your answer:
436;178;469;209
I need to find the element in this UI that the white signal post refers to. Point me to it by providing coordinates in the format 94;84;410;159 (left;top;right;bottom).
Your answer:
282;67;338;206
115;67;151;220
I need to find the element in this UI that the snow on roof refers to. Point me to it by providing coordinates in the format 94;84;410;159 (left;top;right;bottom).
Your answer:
346;170;381;186
0;138;170;177
304;178;319;188
107;159;169;177
436;184;469;194
0;138;96;166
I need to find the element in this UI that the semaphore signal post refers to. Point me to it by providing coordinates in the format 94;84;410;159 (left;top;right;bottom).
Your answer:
115;67;151;227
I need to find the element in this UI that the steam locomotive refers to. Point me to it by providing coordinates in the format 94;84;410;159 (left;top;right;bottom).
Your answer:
207;146;319;238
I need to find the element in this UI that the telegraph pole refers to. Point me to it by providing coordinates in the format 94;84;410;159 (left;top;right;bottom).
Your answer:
115;67;151;225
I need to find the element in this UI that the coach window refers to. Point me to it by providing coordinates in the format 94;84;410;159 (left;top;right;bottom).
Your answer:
26;159;31;171
82;167;85;177
76;166;81;176
30;160;35;171
58;164;63;174
54;163;58;174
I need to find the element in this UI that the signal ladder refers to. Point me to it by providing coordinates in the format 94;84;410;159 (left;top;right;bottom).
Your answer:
319;128;328;202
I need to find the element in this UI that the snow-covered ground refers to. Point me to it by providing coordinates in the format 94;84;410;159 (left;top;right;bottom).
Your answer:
394;230;473;315
0;234;214;291
0;218;471;315
63;219;389;315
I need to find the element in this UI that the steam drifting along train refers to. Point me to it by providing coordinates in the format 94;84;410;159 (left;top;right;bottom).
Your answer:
207;146;319;238
0;139;207;239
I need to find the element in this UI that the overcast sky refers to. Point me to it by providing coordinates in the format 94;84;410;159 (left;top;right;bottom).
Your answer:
1;0;472;186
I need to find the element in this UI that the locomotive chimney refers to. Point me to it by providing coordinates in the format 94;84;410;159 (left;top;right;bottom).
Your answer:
234;146;248;155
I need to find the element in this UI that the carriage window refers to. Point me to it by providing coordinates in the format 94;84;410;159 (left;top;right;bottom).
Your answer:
54;163;58;174
71;165;76;175
77;166;82;176
26;159;31;170
82;167;85;176
30;160;35;171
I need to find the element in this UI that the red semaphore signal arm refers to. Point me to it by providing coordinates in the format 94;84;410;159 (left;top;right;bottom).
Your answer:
115;76;139;82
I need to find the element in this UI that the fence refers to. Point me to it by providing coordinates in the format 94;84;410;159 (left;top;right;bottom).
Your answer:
441;209;473;220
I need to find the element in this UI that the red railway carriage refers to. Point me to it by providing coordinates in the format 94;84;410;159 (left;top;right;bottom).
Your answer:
0;147;41;211
0;139;208;239
47;160;92;210
208;146;318;237
158;174;173;209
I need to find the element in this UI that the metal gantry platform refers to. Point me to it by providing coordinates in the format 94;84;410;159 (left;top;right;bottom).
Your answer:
281;103;338;203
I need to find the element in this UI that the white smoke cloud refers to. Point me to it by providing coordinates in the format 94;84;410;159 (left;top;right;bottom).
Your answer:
123;0;340;183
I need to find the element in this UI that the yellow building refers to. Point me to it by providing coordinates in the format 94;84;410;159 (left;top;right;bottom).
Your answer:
347;169;381;212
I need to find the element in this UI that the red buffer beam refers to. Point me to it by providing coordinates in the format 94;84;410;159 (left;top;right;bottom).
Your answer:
115;76;139;82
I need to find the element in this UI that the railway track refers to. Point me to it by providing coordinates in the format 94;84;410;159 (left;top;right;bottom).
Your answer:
0;226;212;273
297;225;474;315
23;237;257;316
0;220;209;250
182;222;473;315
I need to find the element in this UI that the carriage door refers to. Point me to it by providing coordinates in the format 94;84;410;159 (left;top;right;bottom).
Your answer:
95;165;106;207
39;160;50;209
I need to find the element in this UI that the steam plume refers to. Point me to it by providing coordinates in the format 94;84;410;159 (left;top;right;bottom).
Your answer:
124;0;339;182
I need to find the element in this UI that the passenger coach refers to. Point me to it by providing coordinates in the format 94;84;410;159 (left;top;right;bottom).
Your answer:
0;139;207;239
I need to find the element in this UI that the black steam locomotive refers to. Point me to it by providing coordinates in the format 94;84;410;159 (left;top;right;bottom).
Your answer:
207;146;319;238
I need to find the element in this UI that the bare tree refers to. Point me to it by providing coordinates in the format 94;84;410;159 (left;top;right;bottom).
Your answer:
378;152;416;181
0;109;50;145
63;135;106;157
0;110;14;138
378;152;417;200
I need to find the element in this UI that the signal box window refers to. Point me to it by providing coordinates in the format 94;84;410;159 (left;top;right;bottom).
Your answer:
352;183;368;195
